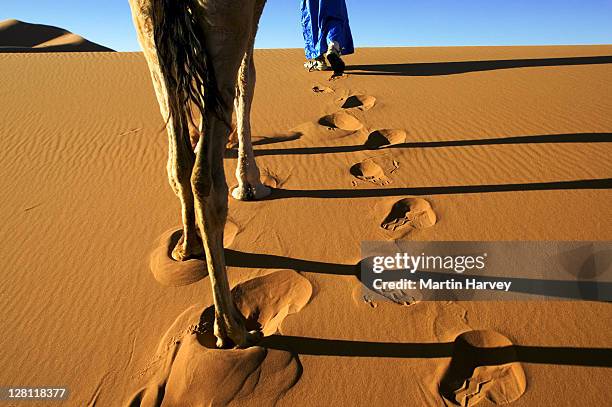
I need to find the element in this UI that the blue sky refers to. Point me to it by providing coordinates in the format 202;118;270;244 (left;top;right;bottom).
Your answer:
2;0;612;52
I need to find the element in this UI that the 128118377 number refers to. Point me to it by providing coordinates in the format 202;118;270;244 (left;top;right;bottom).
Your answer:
0;387;69;400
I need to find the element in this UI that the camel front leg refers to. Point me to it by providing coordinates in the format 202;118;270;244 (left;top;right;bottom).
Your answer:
231;44;271;201
192;110;261;348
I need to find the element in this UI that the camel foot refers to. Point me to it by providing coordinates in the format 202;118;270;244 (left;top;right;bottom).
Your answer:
171;234;204;261
214;320;262;349
214;305;262;348
231;183;271;201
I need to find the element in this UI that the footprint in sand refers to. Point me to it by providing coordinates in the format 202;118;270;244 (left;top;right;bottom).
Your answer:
440;330;527;406
353;256;423;307
351;277;421;308
128;270;313;407
312;83;334;94
350;157;399;186
365;129;407;149
259;168;289;189
319;111;363;131
340;94;376;111
149;220;241;286
380;197;436;232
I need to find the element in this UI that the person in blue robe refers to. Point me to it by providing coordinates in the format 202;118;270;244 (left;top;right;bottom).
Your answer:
301;0;354;75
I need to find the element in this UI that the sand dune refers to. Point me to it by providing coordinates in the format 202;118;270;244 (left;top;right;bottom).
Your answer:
0;19;114;52
0;45;611;406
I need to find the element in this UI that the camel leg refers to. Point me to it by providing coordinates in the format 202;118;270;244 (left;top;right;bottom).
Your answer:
231;7;271;201
192;109;259;348
163;111;204;261
131;8;203;261
166;122;204;261
191;2;263;347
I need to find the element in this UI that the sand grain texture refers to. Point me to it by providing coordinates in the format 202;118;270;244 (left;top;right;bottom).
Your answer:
0;45;611;406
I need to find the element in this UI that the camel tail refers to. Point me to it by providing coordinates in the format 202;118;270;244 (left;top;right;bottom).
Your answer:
150;0;220;139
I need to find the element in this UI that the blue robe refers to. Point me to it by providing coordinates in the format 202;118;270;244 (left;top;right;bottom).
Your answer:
301;0;354;60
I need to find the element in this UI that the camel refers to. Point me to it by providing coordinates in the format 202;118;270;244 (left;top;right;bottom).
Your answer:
128;0;270;348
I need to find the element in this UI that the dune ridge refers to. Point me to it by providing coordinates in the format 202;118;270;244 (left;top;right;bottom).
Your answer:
0;19;114;52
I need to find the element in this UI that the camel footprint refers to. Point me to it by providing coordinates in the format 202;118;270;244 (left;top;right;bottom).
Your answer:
380;197;436;232
260;167;289;188
320;111;363;131
149;219;242;286
350;156;399;186
318;93;377;131
340;94;376;111
365;129;407;148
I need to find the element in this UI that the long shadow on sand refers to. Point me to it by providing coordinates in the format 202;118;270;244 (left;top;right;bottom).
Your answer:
346;55;612;77
224;251;612;364
259;335;612;367
225;250;612;301
262;178;611;200
223;132;612;158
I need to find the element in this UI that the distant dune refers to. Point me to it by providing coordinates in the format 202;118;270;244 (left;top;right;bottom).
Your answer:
0;19;114;52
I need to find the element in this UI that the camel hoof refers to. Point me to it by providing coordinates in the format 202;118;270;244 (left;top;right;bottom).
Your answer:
171;243;203;262
246;329;264;344
232;330;263;349
215;335;229;349
231;183;271;201
215;328;263;349
169;230;204;261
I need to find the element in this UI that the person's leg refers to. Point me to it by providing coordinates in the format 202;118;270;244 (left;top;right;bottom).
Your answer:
320;0;355;76
300;0;320;60
301;0;330;71
325;39;345;76
324;0;354;56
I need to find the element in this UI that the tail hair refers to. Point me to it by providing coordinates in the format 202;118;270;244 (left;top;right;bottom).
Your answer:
150;0;222;142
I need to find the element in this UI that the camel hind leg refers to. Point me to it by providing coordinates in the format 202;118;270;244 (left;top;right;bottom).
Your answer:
191;0;263;347
231;0;271;201
130;4;203;261
192;107;261;348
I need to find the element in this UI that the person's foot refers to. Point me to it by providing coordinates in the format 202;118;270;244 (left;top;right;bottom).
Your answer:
325;41;345;77
304;56;330;72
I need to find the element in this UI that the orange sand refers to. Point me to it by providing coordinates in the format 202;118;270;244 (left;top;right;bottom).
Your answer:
0;37;611;406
